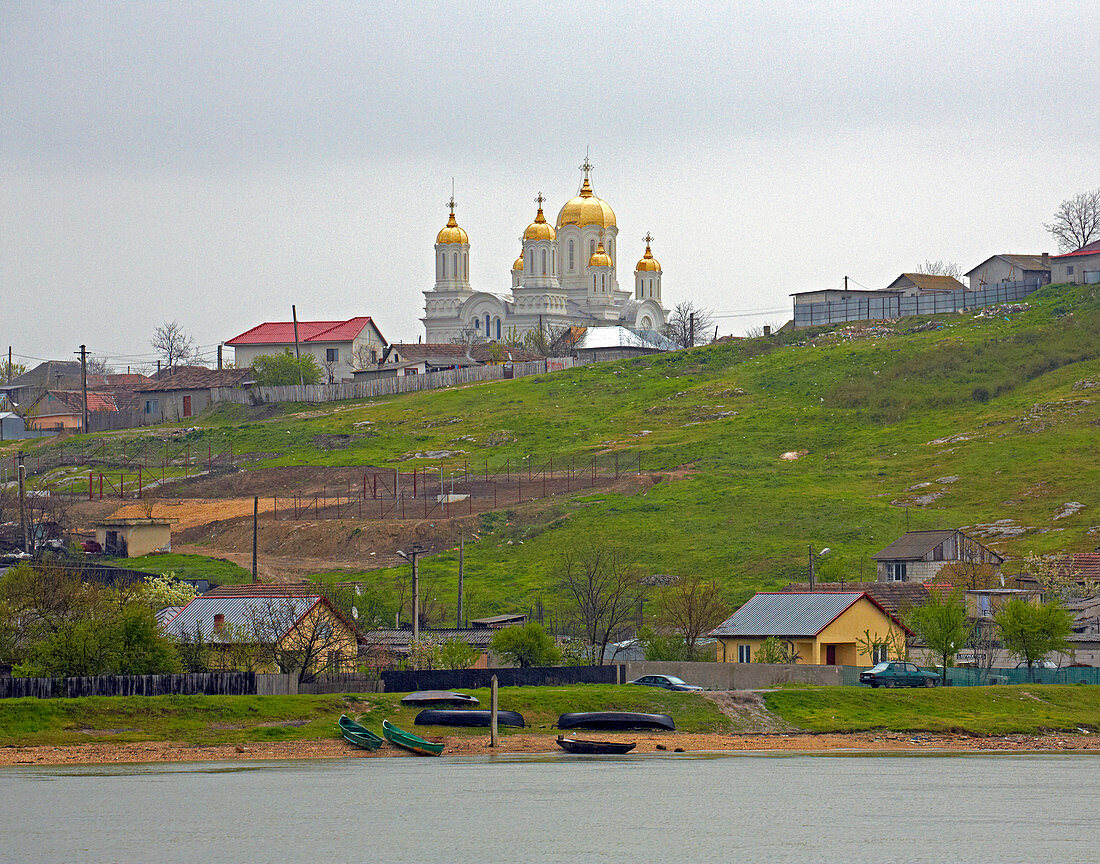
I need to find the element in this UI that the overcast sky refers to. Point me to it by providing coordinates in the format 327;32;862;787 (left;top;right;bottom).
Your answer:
3;1;1098;369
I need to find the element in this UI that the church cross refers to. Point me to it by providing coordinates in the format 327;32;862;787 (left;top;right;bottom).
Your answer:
643;232;654;246
447;195;456;215
579;155;593;178
535;192;545;209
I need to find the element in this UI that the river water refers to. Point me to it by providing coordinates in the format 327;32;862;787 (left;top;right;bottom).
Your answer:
1;752;1096;863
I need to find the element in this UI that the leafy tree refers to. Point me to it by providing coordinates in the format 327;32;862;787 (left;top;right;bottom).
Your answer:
655;577;730;660
908;590;970;685
1019;552;1098;601
437;636;481;670
1044;188;1100;252
250;350;322;386
996;599;1073;680
637;626;689;661
752;636;800;664
490;623;560;667
139;573;197;609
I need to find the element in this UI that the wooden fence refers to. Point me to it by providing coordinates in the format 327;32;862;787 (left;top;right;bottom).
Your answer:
0;672;256;699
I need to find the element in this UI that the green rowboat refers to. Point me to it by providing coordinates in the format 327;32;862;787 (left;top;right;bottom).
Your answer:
382;719;445;757
339;714;384;752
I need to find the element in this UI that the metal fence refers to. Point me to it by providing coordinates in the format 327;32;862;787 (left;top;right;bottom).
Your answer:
381;664;620;693
793;279;1045;328
839;665;1100;687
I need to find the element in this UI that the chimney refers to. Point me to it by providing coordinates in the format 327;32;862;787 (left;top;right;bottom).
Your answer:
763;325;771;337
1041;252;1049;266
213;613;225;634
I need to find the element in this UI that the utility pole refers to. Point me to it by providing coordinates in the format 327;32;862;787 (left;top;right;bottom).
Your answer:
217;344;223;370
844;276;849;291
18;452;28;554
397;543;428;642
6;346;11;383
457;532;464;628
78;345;88;434
291;305;304;386
252;495;259;583
688;312;695;349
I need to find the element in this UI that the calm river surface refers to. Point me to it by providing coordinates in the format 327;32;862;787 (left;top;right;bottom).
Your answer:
2;752;1097;863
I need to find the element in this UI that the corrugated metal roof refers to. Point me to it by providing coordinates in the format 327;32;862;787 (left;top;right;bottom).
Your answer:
137;368;252;392
363;628;496;651
575;326;671;351
162;595;321;643
872;530;960;561
781;581;929;615
710;592;866;638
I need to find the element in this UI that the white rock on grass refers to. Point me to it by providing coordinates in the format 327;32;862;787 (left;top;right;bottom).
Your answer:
1053;502;1084;520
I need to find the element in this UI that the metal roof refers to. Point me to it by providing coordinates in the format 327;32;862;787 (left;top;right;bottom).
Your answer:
363;628;496;652
575;326;671;351
964;254;1051;276
710;592;867;638
781;581;929;616
162;595;322;643
872;530;960;561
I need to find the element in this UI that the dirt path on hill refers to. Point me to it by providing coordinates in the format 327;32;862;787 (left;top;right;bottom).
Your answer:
703;690;800;734
4;731;1098;766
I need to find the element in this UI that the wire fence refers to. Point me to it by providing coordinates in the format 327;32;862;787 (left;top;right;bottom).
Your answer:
839;664;1100;686
3;440;235;488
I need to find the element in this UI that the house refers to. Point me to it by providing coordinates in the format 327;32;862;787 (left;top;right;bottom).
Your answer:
226;317;387;382
872;530;1003;583
883;273;967;295
135;367;252;423
162;592;361;675
361;627;495;668
573;326;673;362
381;342;543;368
1065;595;1100;667
711;591;911;666
25;390;121;432
0;363;150;415
964;254;1051;290
1050;239;1100;285
0;412;50;441
94;517;176;557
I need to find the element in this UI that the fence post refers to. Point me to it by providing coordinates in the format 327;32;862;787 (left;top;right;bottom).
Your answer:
88;472;94;500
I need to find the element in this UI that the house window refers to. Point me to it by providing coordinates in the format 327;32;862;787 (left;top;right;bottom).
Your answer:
568;240;574;270
887;562;907;582
1066;265;1073;275
872;645;888;664
978;595;992;618
737;644;751;663
326;348;339;362
144;399;158;415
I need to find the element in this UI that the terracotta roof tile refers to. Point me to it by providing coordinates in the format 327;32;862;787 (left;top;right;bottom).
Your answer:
226;317;384;346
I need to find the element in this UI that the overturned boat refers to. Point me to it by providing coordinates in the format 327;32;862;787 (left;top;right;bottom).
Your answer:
413;709;525;728
557;711;675;732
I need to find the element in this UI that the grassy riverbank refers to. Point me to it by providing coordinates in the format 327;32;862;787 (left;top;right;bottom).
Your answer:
764;685;1100;735
0;685;728;748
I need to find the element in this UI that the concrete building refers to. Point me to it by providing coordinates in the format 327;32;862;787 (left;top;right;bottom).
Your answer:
95;517;175;557
964;254;1051;290
136;368;252;423
711;591;910;666
1050;239;1100;285
872;530;1004;583
226;317;387;382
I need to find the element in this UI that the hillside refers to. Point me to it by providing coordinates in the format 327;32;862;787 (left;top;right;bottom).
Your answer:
8;283;1099;622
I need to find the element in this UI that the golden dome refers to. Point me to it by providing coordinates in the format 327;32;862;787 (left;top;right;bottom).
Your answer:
635;236;661;272
436;198;468;245
556;175;616;229
523;195;557;241
512;252;524;271
588;239;612;268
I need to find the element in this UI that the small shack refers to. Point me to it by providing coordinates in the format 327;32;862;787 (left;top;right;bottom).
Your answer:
94;517;176;557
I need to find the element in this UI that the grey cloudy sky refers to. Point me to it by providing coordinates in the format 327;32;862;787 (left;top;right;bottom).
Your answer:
3;1;1098;367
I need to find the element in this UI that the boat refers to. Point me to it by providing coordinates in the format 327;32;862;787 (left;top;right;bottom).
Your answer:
400;690;480;707
556;735;637;755
413;709;525;728
556;711;675;732
338;714;384;752
382;719;445;756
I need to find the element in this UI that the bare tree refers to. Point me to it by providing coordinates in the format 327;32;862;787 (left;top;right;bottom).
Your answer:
1045;188;1100;252
151;321;196;370
556;541;647;665
655;577;730;660
916;260;963;280
87;355;113;374
665;301;714;349
350;343;380;370
249;598;355;683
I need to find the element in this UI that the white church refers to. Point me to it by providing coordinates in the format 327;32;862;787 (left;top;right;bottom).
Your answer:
422;159;668;343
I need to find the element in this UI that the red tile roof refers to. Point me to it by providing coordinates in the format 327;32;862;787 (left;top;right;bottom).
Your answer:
39;390;119;414
1058;553;1100;581
226;317;384;346
1051;240;1100;259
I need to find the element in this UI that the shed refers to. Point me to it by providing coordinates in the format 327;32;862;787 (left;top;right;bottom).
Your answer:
94;518;176;557
470;613;528;629
136;367;252;423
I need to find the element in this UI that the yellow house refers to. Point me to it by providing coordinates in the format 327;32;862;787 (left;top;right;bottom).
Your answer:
712;592;911;666
95;517;176;557
163;593;361;677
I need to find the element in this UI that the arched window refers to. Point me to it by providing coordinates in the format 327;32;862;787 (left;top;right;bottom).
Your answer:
485;314;491;336
608;239;614;262
453;253;459;279
541;249;547;275
592;274;597;292
590;239;595;257
441;254;446;278
551;253;555;275
496;318;501;340
601;274;606;292
568;240;575;270
464;253;469;280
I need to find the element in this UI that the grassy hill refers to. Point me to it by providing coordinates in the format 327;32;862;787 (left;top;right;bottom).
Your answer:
10;283;1099;619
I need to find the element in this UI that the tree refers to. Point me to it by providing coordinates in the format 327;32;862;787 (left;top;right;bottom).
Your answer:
1044;188;1100;253
752;637;800;664
437;636;482;670
250;350;322;386
916;260;963;280
655;577;730;660
854;627;908;664
996;599;1073;680
637;626;689;661
908;590;970;685
665;301;714;349
151;321;196;369
1019;552;1098;601
138;573;197;609
249;598;353;683
87;355;112;374
350;343;381;370
556;542;647;665
4;360;27;383
490;622;560;667
933;559;1000;591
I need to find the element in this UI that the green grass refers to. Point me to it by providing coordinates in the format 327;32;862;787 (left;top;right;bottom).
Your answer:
15;283;1100;614
0;685;728;747
763;685;1100;735
107;553;253;585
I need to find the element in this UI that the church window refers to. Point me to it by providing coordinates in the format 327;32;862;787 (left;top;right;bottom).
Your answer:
485;314;491;336
496;318;501;340
551;253;555;275
453;253;459;279
568;241;575;270
441;254;447;278
541;249;547;275
601;274;606;292
464;253;469;280
592;274;597;292
590;239;595;257
608;239;614;262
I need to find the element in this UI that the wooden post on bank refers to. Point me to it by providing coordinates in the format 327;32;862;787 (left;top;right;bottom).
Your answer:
490;674;499;748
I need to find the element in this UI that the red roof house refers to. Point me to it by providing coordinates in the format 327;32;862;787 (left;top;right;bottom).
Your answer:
226;317;387;382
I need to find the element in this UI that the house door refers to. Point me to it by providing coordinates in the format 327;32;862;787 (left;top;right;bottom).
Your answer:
826;645;836;665
182;395;192;417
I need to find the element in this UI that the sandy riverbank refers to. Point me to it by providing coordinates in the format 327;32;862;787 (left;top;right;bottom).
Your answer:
4;731;1098;766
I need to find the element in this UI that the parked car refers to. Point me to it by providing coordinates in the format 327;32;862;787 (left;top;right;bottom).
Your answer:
627;674;704;692
859;661;939;688
1014;660;1058;670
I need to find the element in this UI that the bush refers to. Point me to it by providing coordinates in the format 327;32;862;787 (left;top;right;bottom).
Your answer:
251;350;322;386
490;623;560;667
